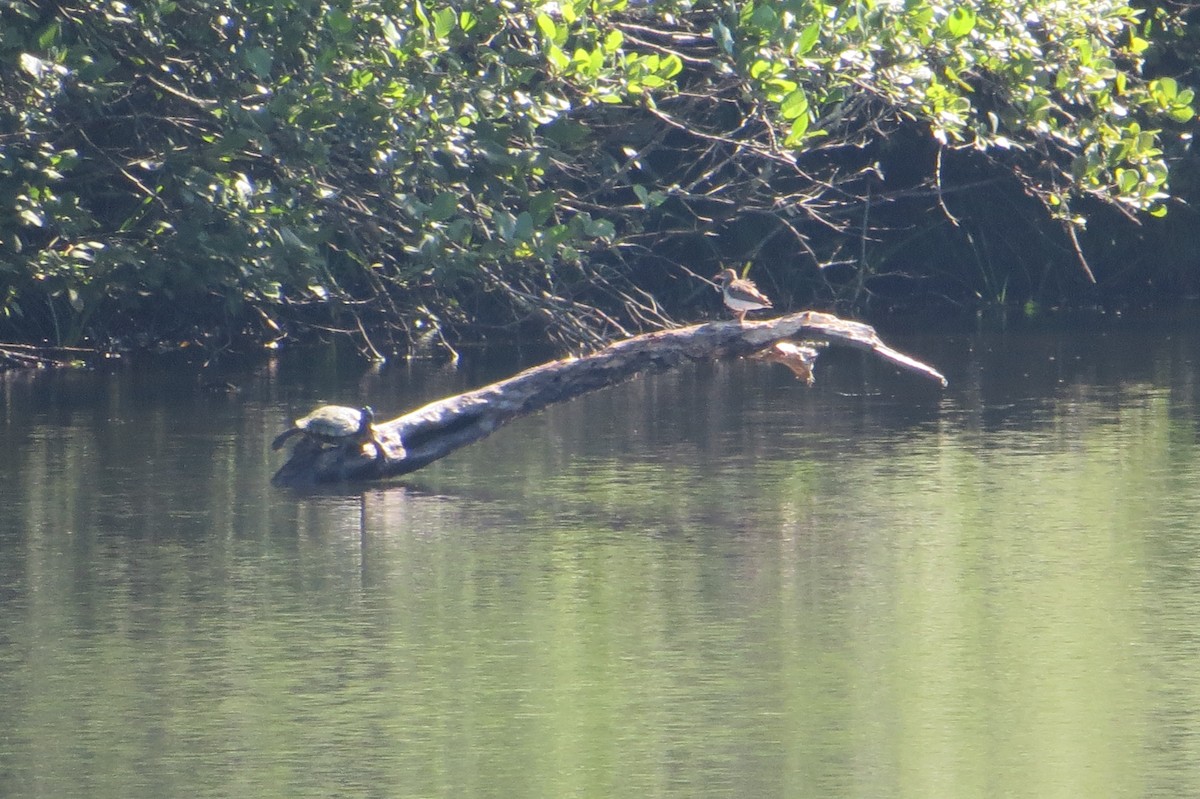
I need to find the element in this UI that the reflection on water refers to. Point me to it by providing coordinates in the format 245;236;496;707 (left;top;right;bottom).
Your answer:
1;312;1199;798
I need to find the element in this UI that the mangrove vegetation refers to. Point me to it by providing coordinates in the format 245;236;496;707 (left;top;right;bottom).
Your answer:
1;0;1197;358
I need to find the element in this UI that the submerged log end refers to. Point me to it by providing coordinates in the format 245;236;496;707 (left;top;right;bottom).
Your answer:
749;340;828;384
270;430;406;487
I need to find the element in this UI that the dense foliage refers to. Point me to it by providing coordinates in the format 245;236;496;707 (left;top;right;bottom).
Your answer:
0;0;1193;354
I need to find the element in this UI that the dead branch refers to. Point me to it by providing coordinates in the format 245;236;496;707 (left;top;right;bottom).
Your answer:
271;311;947;487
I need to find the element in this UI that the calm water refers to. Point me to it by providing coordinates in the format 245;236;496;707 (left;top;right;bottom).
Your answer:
1;312;1199;798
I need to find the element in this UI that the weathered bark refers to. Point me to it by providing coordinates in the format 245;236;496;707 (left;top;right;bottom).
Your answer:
271;312;946;486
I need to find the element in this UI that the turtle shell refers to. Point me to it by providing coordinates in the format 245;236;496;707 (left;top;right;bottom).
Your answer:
296;405;368;441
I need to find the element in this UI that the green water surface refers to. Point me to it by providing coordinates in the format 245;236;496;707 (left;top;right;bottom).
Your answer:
1;315;1198;798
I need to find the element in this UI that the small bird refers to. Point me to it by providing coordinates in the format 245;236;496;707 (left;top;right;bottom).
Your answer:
713;268;773;323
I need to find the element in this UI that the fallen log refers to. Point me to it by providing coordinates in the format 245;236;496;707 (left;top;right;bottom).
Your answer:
271;312;946;486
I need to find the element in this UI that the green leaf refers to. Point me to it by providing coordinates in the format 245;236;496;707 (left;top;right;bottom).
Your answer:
428;192;459;222
537;14;558;42
1074;37;1094;65
784;114;810;145
529;191;557;224
585;217;616;239
496;210;516;242
1168;106;1194;123
543;223;571;248
780;88;809;120
244;47;273;80
447;218;473;243
512;211;534;243
547;44;569;71
543;119;590;146
797;22;820;55
36;20;60;49
327;10;352;35
946;7;976;38
434;7;456;40
1115;168;1138;193
1153;77;1178;101
749;5;778;31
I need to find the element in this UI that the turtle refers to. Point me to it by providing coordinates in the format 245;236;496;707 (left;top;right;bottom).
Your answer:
271;404;385;460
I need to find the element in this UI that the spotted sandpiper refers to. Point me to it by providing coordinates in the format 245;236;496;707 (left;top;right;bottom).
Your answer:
714;268;773;323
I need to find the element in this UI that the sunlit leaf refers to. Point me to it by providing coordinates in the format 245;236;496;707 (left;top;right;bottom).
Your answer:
780;88;809;120
1151;77;1178;106
946;7;976;37
1115;168;1138;193
797;22;820;55
433;7;455;40
547;44;569;70
1169;106;1195;123
36;20;60;49
784;114;810;145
